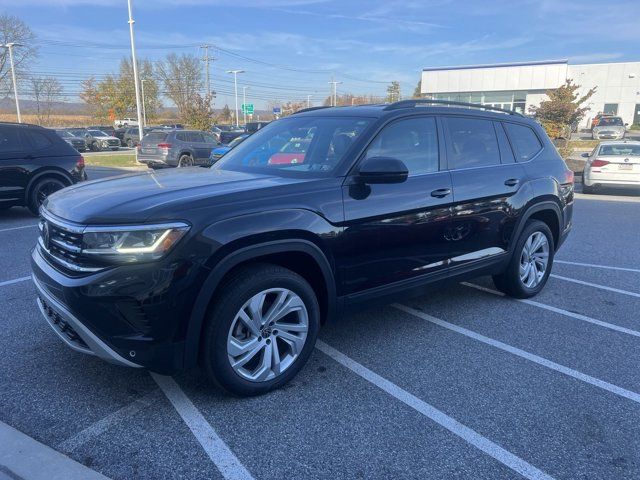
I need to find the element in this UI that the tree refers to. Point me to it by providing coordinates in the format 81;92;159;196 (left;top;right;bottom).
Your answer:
280;100;306;117
386;81;401;103
322;93;383;106
29;77;63;125
184;93;214;130
219;104;232;123
413;80;423;99
0;14;38;98
530;79;596;139
156;53;203;122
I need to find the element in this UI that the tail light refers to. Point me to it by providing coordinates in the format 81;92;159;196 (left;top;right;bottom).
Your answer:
590;159;609;168
564;169;574;184
157;143;172;154
76;155;85;168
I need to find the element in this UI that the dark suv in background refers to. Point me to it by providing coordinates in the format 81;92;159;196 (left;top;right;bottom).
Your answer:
137;129;219;168
0;122;86;214
31;100;573;396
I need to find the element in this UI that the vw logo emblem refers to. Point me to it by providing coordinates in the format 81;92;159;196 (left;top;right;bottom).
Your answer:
624;158;629;163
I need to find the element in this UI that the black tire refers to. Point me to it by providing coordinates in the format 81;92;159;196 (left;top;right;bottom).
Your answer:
91;141;101;152
27;177;67;215
178;154;194;168
126;138;133;148
201;263;320;396
492;219;555;299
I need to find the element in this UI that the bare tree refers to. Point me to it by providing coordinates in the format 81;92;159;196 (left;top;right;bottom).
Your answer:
156;53;203;122
30;77;63;125
0;14;38;97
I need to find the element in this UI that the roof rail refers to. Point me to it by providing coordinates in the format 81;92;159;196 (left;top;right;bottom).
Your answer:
383;99;524;116
292;106;332;115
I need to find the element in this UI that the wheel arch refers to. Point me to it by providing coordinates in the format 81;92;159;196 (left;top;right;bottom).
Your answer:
184;239;337;368
25;168;74;203
511;200;562;253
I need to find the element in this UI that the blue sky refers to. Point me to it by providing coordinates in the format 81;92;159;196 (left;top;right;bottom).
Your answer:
3;0;639;109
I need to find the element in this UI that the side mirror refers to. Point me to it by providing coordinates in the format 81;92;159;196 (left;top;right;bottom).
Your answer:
581;152;590;158
357;156;408;184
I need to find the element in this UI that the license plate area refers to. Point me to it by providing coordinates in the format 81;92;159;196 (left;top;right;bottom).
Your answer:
618;164;633;171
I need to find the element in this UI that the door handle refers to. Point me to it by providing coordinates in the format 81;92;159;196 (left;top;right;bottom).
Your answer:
504;178;520;187
430;188;451;198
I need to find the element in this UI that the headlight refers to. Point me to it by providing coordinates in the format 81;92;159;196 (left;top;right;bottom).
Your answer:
82;222;189;263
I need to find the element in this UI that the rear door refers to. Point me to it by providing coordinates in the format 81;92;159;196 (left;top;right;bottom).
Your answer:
0;125;30;205
443;116;529;269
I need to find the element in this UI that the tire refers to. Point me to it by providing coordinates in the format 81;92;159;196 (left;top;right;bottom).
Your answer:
582;182;596;194
492;219;555;299
201;263;320;396
126;138;133;148
91;141;101;152
178;154;194;168
27;177;67;215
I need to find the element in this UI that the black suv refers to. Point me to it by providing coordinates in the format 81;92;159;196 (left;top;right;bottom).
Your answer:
0;122;86;215
31;101;573;396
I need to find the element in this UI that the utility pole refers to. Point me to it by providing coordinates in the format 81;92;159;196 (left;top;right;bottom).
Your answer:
126;0;144;143
1;43;22;123
307;94;312;108
242;86;249;125
226;70;244;127
140;79;147;127
200;44;214;99
328;78;342;107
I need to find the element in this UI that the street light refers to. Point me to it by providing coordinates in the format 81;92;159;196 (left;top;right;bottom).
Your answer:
1;42;23;123
126;0;145;143
226;70;244;127
141;79;147;127
242;86;250;126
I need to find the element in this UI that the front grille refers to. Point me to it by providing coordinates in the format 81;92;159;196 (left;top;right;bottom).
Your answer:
39;295;89;351
39;212;102;274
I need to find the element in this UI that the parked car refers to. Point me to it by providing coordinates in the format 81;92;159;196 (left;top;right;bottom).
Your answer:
123;127;152;148
590;113;614;131
245;121;271;134
66;128;88;139
114;127;127;142
581;141;640;193
31;100;573;396
84;130;121;151
268;138;310;165
137;129;219;168
88;125;117;137
114;118;138;128
54;129;87;152
592;116;626;140
0;122;86;215
158;123;184;130
219;129;246;145
209;133;249;163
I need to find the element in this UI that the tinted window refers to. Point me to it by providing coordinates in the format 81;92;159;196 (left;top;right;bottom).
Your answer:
503;123;542;162
364;117;439;175
24;130;53;150
445;117;500;169
144;132;167;143
0;126;22;152
190;132;205;142
202;133;217;144
176;132;187;142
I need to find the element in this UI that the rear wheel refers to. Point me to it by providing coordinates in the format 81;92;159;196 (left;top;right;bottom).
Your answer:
201;263;320;396
28;177;67;215
492;220;554;298
581;177;597;194
178;154;194;168
126;138;134;148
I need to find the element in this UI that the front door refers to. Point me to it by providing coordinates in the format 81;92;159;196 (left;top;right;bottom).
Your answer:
340;116;453;296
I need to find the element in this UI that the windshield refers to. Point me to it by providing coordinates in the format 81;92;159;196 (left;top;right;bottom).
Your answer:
598;117;624;127
56;130;72;138
215;116;372;177
89;130;108;137
228;135;248;148
599;144;640;156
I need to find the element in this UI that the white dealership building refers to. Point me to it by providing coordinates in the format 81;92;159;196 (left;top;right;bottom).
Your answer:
420;59;640;127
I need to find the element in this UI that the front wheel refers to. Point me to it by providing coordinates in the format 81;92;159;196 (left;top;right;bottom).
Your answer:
493;220;554;298
202;263;320;396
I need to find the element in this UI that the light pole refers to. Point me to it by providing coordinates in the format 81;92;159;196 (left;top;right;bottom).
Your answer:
328;79;342;107
1;43;22;123
226;70;244;127
307;94;312;108
140;79;147;127
242;86;249;126
126;0;144;143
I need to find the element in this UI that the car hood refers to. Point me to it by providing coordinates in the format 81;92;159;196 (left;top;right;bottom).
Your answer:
43;168;314;224
594;125;624;132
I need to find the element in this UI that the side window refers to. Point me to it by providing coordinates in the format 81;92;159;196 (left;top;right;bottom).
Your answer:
191;132;205;143
444;117;500;169
176;132;187;142
0;127;22;152
202;134;217;144
364;117;439;176
23;130;53;150
503;123;542;162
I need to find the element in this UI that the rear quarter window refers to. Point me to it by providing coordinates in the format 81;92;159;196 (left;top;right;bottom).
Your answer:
503;123;542;162
23;130;54;150
144;132;168;143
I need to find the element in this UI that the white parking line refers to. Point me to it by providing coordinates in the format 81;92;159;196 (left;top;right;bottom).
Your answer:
393;304;640;405
151;373;254;480
0;276;31;288
316;340;554;480
0;223;38;233
551;274;640;299
59;390;159;453
461;282;640;339
555;260;640;273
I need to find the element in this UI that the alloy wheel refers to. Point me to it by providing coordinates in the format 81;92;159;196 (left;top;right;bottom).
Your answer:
36;180;64;206
519;231;549;288
226;288;308;382
178;155;193;167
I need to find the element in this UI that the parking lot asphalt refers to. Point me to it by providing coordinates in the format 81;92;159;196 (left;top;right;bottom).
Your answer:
1;176;639;480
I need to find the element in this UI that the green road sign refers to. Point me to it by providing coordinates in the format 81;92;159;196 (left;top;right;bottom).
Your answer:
242;103;254;114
